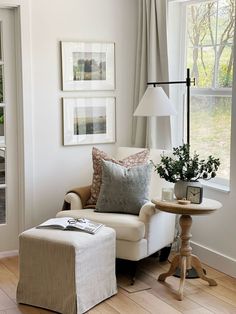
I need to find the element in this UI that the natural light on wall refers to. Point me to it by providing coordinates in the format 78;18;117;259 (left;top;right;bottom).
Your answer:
185;0;235;183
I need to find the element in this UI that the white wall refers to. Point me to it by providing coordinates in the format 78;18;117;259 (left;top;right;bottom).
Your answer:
29;0;138;225
169;1;236;277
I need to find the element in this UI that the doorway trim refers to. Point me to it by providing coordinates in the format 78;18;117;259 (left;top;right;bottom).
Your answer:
0;0;33;232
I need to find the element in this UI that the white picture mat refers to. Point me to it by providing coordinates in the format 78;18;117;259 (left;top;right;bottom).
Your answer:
63;97;116;145
61;42;115;91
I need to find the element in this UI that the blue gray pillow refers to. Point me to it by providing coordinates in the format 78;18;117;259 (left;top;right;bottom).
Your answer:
95;159;152;215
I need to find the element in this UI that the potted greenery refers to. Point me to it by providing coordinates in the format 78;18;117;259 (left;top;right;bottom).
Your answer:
152;144;220;199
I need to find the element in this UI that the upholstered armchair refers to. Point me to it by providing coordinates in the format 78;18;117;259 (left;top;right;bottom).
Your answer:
57;147;176;263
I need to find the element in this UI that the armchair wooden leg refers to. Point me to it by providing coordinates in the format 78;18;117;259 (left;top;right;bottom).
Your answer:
130;261;138;285
115;259;138;285
159;245;172;262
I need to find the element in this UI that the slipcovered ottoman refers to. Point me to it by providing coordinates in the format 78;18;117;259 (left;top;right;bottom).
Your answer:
17;226;117;314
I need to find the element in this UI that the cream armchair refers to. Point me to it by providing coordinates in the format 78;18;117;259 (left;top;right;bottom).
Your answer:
57;147;176;262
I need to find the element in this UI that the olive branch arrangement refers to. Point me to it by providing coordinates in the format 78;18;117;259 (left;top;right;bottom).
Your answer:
152;144;220;183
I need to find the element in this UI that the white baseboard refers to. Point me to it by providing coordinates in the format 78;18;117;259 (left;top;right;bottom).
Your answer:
0;250;18;259
191;241;236;278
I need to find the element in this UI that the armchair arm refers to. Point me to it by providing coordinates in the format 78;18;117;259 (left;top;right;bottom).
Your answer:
138;201;158;223
62;185;91;210
139;201;176;255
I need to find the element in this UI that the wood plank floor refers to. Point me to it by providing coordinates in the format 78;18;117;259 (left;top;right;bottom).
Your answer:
0;255;236;313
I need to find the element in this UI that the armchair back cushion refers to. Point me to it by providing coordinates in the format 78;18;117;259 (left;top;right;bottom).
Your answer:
116;147;173;199
95;160;152;215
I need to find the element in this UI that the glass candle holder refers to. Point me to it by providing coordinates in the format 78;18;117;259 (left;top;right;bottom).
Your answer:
162;188;174;202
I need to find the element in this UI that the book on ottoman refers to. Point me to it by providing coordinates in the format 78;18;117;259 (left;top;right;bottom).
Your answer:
37;217;103;234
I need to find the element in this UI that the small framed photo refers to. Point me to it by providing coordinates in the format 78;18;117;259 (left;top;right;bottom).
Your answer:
63;97;116;146
61;41;115;91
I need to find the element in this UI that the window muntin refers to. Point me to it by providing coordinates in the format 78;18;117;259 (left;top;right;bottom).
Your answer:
0;64;3;103
185;0;234;181
0;21;5;224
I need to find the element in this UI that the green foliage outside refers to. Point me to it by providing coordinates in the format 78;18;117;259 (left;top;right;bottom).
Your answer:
0;106;3;125
190;96;231;179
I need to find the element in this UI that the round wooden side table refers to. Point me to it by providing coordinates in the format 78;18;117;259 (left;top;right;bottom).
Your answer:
152;198;222;301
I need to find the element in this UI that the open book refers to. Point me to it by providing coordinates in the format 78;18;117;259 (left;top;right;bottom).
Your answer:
37;217;103;234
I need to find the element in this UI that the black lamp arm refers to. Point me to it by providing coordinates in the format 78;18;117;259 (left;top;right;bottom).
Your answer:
147;80;195;86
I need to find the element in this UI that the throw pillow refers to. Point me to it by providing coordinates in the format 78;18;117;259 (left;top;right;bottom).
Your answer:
95;160;152;215
87;147;150;205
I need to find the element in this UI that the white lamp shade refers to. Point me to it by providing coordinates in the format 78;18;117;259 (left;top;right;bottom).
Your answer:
133;86;177;117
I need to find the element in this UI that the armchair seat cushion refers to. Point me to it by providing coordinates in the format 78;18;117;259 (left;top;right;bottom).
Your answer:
56;209;145;242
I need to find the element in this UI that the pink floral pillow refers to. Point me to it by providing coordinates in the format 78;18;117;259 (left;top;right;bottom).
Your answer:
87;147;150;206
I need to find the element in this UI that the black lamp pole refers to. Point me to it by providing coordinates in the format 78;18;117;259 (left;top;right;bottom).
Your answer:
147;68;195;145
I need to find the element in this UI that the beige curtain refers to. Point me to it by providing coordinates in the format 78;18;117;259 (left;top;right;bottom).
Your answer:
132;0;172;149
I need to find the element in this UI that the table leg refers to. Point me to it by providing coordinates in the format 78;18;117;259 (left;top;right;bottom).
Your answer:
191;254;217;286
178;256;186;301
156;209;218;301
158;214;192;300
158;254;180;282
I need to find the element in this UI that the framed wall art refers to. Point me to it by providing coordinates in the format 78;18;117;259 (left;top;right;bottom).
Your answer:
63;97;116;146
61;41;115;91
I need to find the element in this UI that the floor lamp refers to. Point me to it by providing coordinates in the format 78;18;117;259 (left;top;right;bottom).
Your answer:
134;68;195;145
134;69;198;278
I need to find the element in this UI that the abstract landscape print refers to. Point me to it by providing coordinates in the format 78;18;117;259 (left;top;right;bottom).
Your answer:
73;51;106;81
63;97;115;145
73;106;106;136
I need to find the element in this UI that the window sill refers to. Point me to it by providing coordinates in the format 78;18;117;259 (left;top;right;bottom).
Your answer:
201;180;230;193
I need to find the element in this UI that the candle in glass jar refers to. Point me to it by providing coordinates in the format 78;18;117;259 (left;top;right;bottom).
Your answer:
162;188;174;202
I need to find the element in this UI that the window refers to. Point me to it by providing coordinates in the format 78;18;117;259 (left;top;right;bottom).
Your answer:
185;0;235;184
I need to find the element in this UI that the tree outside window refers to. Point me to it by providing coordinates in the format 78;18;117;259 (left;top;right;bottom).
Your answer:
186;0;235;181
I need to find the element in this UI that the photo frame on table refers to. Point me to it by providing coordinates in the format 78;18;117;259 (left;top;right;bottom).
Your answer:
61;41;115;91
63;97;116;146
